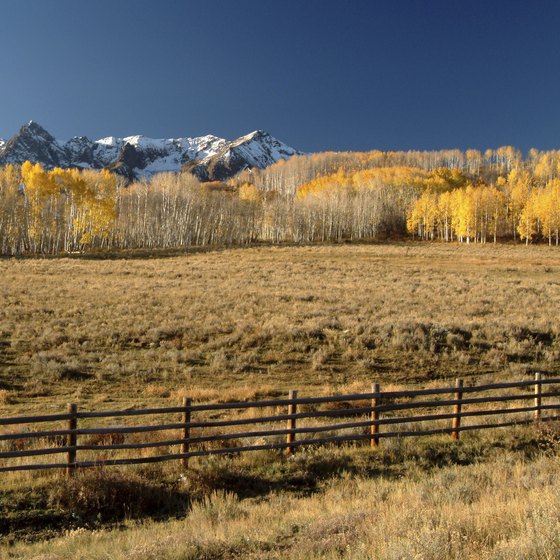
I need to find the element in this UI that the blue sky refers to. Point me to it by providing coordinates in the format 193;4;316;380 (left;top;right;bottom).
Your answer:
1;0;560;152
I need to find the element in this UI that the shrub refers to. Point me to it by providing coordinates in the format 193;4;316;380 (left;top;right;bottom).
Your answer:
47;469;187;521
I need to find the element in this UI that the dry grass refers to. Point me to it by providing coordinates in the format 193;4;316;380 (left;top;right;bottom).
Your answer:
5;431;560;560
1;242;560;419
0;389;12;405
2;242;560;556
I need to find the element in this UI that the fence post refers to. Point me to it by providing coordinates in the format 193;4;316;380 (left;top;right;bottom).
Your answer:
181;397;192;469
371;383;380;448
534;372;542;422
286;390;297;456
66;403;77;478
451;379;463;441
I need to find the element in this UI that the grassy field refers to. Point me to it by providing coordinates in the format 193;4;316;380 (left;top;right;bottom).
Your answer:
4;426;560;559
2;241;560;557
1;242;560;415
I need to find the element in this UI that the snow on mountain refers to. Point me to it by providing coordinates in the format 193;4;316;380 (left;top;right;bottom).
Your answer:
191;130;300;181
225;130;299;167
0;121;67;168
64;136;96;168
0;122;299;181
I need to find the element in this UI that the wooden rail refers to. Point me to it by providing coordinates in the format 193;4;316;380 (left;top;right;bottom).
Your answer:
0;373;559;476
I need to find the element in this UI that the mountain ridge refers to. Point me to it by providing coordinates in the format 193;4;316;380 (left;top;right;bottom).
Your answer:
0;121;301;181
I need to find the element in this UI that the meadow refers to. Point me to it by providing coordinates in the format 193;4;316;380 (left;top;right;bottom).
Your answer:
4;428;560;559
2;242;560;414
2;241;560;557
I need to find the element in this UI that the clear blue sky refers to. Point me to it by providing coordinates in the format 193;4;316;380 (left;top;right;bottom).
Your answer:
1;0;560;153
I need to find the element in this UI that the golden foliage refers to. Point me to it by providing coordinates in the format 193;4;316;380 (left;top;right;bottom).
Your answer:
4;144;560;255
238;182;261;202
18;162;118;249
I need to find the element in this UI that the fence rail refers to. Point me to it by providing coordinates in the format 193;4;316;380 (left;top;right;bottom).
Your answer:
0;373;559;476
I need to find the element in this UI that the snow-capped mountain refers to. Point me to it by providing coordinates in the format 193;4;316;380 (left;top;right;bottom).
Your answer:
0;121;300;181
188;130;302;181
0;121;67;169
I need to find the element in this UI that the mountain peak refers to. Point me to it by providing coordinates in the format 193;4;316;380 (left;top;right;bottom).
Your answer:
0;121;63;166
0;122;300;181
19;120;55;140
242;130;269;140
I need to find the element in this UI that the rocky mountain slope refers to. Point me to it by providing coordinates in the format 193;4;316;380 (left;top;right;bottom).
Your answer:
0;121;300;181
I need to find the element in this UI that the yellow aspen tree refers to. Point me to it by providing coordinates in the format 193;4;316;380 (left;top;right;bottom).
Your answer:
21;161;61;252
438;191;453;241
451;186;476;243
90;169;117;244
0;164;25;254
518;190;540;244
533;152;557;184
534;180;560;245
486;185;505;243
406;190;438;240
465;149;482;176
406;198;421;238
549;179;560;245
505;168;532;241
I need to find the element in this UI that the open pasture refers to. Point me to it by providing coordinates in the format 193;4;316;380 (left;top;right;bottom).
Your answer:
1;242;560;418
2;242;560;555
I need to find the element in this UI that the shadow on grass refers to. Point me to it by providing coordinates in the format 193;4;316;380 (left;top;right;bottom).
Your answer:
0;238;397;262
0;428;551;545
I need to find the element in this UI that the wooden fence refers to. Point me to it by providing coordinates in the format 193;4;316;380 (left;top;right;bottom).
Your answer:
1;373;559;477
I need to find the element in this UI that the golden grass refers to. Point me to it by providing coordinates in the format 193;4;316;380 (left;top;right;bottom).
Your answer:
2;242;560;555
1;242;560;420
6;438;560;559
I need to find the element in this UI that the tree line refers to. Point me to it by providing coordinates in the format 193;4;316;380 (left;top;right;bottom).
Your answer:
406;169;560;244
1;145;560;255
